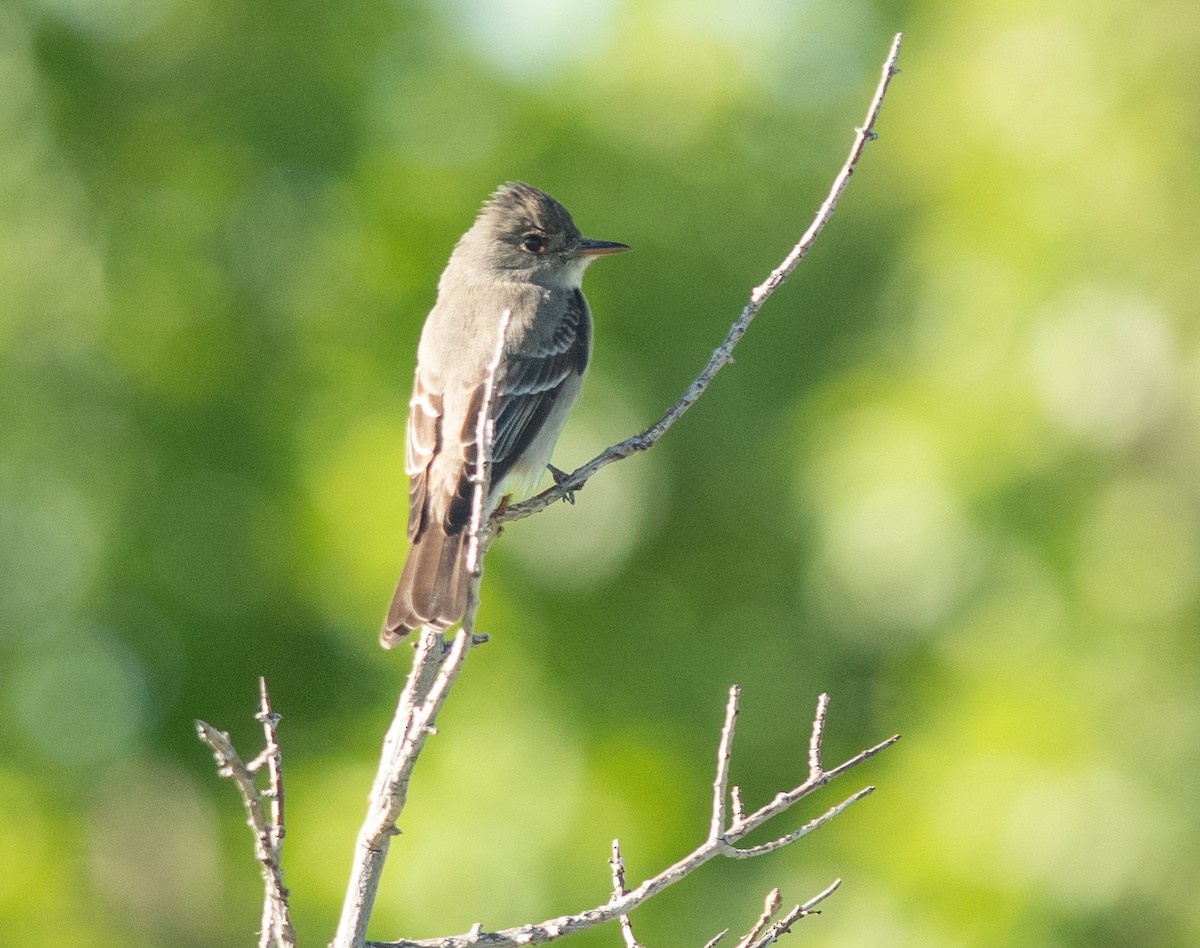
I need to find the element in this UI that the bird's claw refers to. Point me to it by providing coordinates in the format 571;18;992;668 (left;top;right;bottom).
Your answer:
490;495;511;530
547;465;576;505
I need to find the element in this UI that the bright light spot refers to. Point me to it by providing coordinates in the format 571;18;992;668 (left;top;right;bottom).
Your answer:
87;762;222;937
812;881;951;947
503;380;657;591
813;482;976;634
1003;767;1162;907
979;18;1102;164
804;408;949;505
31;0;178;42
1076;479;1198;620
12;633;146;767
925;752;1049;890
1029;288;1174;449
659;0;874;108
435;0;617;78
937;544;1066;670
388;717;583;923
0;465;98;641
800;408;979;635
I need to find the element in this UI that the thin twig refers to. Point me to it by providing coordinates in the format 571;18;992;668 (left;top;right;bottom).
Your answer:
733;888;782;948
745;879;841;948
818;732;901;784
807;693;829;777
256;678;291;948
465;308;510;581
498;32;904;525
730;785;746;826
609;839;642;948
725;786;876;859
748;907;804;948
710;686;740;842
714;879;843;948
255;678;285;852
729;732;899;840
368;694;898;948
196;685;296;948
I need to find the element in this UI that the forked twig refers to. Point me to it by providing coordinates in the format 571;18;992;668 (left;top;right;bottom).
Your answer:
196;678;296;948
734;888;783;948
706;878;843;948
369;691;899;947
609;839;642;948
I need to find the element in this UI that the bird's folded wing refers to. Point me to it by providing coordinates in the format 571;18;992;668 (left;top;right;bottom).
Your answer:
405;292;589;539
404;378;443;540
490;300;589;487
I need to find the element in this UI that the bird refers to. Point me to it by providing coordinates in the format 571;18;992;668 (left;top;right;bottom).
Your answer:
381;182;629;647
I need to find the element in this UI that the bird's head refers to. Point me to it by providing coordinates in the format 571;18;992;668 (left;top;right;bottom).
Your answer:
457;182;628;286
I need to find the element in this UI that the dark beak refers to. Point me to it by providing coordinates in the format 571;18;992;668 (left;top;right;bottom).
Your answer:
575;237;630;257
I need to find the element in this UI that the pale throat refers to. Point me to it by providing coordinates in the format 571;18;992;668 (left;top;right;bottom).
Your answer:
540;255;593;290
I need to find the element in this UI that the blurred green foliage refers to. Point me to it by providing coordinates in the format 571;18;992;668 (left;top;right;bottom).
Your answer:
3;0;1200;944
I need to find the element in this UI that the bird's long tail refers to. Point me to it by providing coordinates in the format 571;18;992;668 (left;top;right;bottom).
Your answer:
380;525;470;647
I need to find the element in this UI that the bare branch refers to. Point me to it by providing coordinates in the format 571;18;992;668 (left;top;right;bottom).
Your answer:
256;678;291;948
498;33;904;524
819;732;902;784
796;877;841;914
333;297;510;947
609;839;642;948
465;309;511;581
255;678;285;848
807;693;829;778
710;685;740;842
730;785;746;826
334;629;476;948
714;877;842;948
726;786;876;859
368;693;897;948
196;682;296;948
733;888;782;948
730;730;899;840
745;879;842;948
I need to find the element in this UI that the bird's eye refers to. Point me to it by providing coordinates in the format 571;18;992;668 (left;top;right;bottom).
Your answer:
521;233;547;254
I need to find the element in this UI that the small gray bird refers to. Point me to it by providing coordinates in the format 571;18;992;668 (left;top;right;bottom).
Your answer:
381;182;628;646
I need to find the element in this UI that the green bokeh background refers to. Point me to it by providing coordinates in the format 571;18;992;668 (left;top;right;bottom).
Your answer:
4;0;1200;944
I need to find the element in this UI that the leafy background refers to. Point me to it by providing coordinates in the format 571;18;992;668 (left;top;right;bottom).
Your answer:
3;0;1199;945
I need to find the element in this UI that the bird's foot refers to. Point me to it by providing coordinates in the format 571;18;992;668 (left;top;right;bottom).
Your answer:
489;495;510;534
547;465;576;505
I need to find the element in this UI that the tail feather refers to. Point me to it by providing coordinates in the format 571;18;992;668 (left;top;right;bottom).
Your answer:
380;525;471;647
